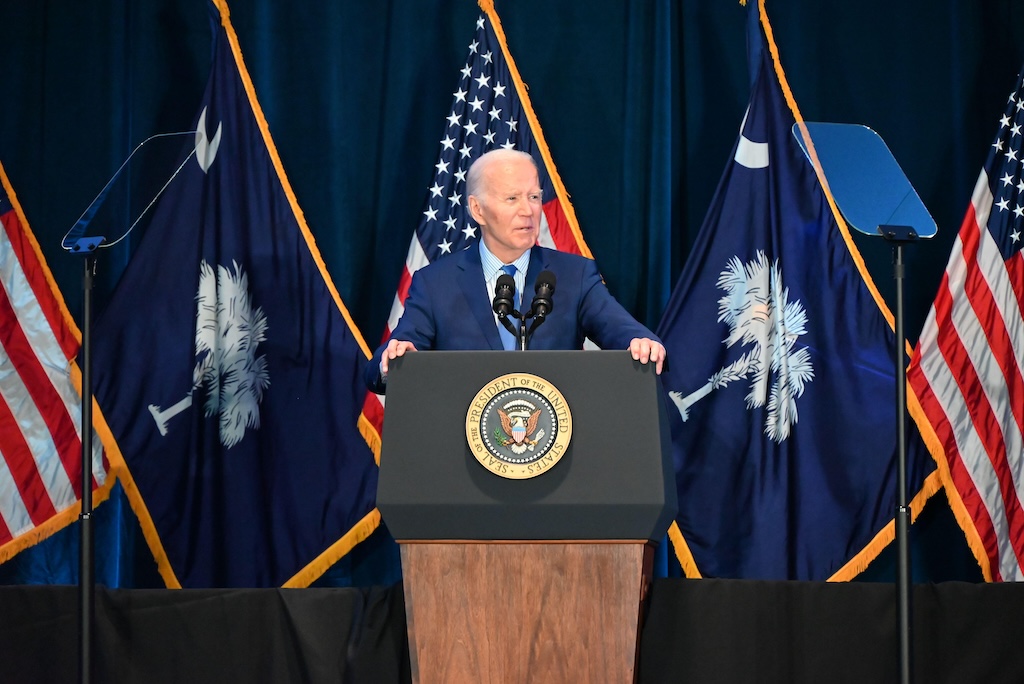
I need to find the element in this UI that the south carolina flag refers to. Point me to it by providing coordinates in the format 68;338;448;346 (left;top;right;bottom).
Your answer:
90;0;380;588
657;0;942;581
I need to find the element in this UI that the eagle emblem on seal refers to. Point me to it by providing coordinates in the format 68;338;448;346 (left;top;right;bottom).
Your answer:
496;403;545;455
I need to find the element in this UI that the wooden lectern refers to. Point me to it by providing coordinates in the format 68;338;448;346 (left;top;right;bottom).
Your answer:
377;351;677;684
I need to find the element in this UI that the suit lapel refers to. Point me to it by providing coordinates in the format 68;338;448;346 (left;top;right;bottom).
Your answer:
457;247;505;350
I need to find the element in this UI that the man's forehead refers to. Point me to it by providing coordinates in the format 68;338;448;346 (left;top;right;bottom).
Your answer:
486;167;540;191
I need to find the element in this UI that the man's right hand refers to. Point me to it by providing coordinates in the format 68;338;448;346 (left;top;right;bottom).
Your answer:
381;339;418;377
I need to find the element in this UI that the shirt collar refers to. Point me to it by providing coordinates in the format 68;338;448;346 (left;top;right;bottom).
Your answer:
479;240;531;279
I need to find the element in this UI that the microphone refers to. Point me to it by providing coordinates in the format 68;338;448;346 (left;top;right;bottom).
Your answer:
530;270;556;321
492;273;516;319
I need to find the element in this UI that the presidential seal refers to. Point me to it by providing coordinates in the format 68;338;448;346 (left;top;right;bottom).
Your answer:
465;372;572;480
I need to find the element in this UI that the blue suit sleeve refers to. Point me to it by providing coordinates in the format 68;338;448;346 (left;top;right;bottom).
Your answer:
364;271;438;394
577;259;661;350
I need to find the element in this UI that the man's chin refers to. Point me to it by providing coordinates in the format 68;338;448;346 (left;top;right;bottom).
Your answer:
520;233;539;248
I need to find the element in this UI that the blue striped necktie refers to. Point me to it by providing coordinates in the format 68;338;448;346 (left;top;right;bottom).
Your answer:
498;264;519;350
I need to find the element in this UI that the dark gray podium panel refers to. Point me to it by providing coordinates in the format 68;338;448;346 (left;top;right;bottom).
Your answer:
376;350;677;541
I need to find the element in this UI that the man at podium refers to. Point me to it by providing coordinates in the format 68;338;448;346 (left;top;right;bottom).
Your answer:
364;149;664;394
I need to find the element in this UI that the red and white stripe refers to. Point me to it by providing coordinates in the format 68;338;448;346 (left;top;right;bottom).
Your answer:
0;193;106;553
909;171;1024;581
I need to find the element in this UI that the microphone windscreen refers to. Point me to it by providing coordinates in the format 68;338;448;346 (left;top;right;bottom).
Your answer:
493;273;516;316
535;270;556;293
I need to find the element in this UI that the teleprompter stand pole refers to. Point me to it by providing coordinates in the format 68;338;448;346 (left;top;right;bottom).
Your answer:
71;239;103;684
880;224;917;684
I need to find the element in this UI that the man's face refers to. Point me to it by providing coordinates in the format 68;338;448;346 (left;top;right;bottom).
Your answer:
468;156;542;263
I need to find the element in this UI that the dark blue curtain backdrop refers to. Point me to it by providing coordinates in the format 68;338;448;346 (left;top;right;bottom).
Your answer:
1;0;1022;586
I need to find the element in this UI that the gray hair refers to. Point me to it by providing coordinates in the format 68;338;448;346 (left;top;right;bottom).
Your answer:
466;149;538;200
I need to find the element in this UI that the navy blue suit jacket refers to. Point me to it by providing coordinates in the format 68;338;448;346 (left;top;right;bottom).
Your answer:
364;245;658;393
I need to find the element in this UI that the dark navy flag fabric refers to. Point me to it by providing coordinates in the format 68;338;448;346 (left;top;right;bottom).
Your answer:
91;5;378;588
657;12;937;581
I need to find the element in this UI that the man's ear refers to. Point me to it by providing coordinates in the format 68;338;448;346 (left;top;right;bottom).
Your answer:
467;195;484;224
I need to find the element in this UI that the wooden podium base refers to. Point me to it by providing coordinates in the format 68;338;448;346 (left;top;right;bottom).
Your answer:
400;541;654;684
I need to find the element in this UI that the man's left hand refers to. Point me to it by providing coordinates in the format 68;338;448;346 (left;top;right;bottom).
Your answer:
628;338;666;375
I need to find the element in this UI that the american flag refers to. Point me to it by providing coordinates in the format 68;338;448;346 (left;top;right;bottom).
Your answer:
0;161;110;563
359;1;591;455
909;64;1024;582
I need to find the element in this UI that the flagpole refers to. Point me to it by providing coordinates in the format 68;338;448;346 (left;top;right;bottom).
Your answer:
881;225;916;684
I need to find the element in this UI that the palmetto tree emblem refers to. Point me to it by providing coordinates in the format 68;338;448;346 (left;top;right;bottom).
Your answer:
669;251;813;442
148;259;270;447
